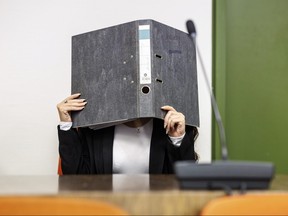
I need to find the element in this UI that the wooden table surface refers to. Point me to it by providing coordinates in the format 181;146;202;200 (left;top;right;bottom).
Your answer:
0;174;287;215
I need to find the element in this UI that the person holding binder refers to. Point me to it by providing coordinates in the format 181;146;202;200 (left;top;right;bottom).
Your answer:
57;93;198;174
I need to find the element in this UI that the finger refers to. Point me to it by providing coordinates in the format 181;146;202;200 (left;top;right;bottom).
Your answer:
163;109;178;123
59;101;87;113
163;110;175;129
62;106;85;112
164;111;180;134
161;105;176;112
64;99;86;104
167;113;185;134
63;93;82;103
162;106;177;128
69;106;86;111
167;115;184;130
69;93;82;99
65;102;87;110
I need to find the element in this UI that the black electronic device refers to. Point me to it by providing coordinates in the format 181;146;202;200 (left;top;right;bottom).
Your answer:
175;160;274;191
174;20;275;191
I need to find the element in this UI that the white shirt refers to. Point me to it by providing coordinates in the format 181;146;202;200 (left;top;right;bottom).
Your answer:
113;119;153;173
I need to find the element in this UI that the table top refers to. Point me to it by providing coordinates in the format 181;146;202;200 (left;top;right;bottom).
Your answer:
1;174;287;194
0;174;287;215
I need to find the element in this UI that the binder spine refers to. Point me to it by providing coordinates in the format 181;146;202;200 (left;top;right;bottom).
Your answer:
138;22;153;117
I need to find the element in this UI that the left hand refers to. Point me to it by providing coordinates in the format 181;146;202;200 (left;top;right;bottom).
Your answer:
161;105;185;137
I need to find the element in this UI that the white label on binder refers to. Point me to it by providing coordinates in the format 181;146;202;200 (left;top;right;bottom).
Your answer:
139;25;151;84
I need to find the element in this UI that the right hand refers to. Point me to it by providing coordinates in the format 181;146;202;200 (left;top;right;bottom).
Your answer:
57;93;87;122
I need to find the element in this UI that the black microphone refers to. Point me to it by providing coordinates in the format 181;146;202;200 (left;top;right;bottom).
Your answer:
186;20;196;38
174;19;274;192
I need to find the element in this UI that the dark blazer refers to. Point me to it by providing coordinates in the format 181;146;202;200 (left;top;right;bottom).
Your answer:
58;118;197;174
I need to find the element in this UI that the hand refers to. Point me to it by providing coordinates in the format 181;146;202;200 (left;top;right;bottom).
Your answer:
56;93;87;122
161;105;185;137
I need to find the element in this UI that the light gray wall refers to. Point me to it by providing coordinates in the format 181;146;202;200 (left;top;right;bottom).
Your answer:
0;0;212;175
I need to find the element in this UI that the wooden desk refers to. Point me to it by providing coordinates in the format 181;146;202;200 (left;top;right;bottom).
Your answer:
0;175;287;215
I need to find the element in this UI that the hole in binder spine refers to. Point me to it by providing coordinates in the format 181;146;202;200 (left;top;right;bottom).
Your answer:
156;78;163;83
155;54;162;59
141;86;150;94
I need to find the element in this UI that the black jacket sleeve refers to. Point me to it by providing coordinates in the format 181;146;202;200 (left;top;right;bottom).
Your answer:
166;125;198;165
150;119;198;174
57;126;91;174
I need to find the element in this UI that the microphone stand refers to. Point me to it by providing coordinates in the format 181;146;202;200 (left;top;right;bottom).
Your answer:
191;31;228;161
